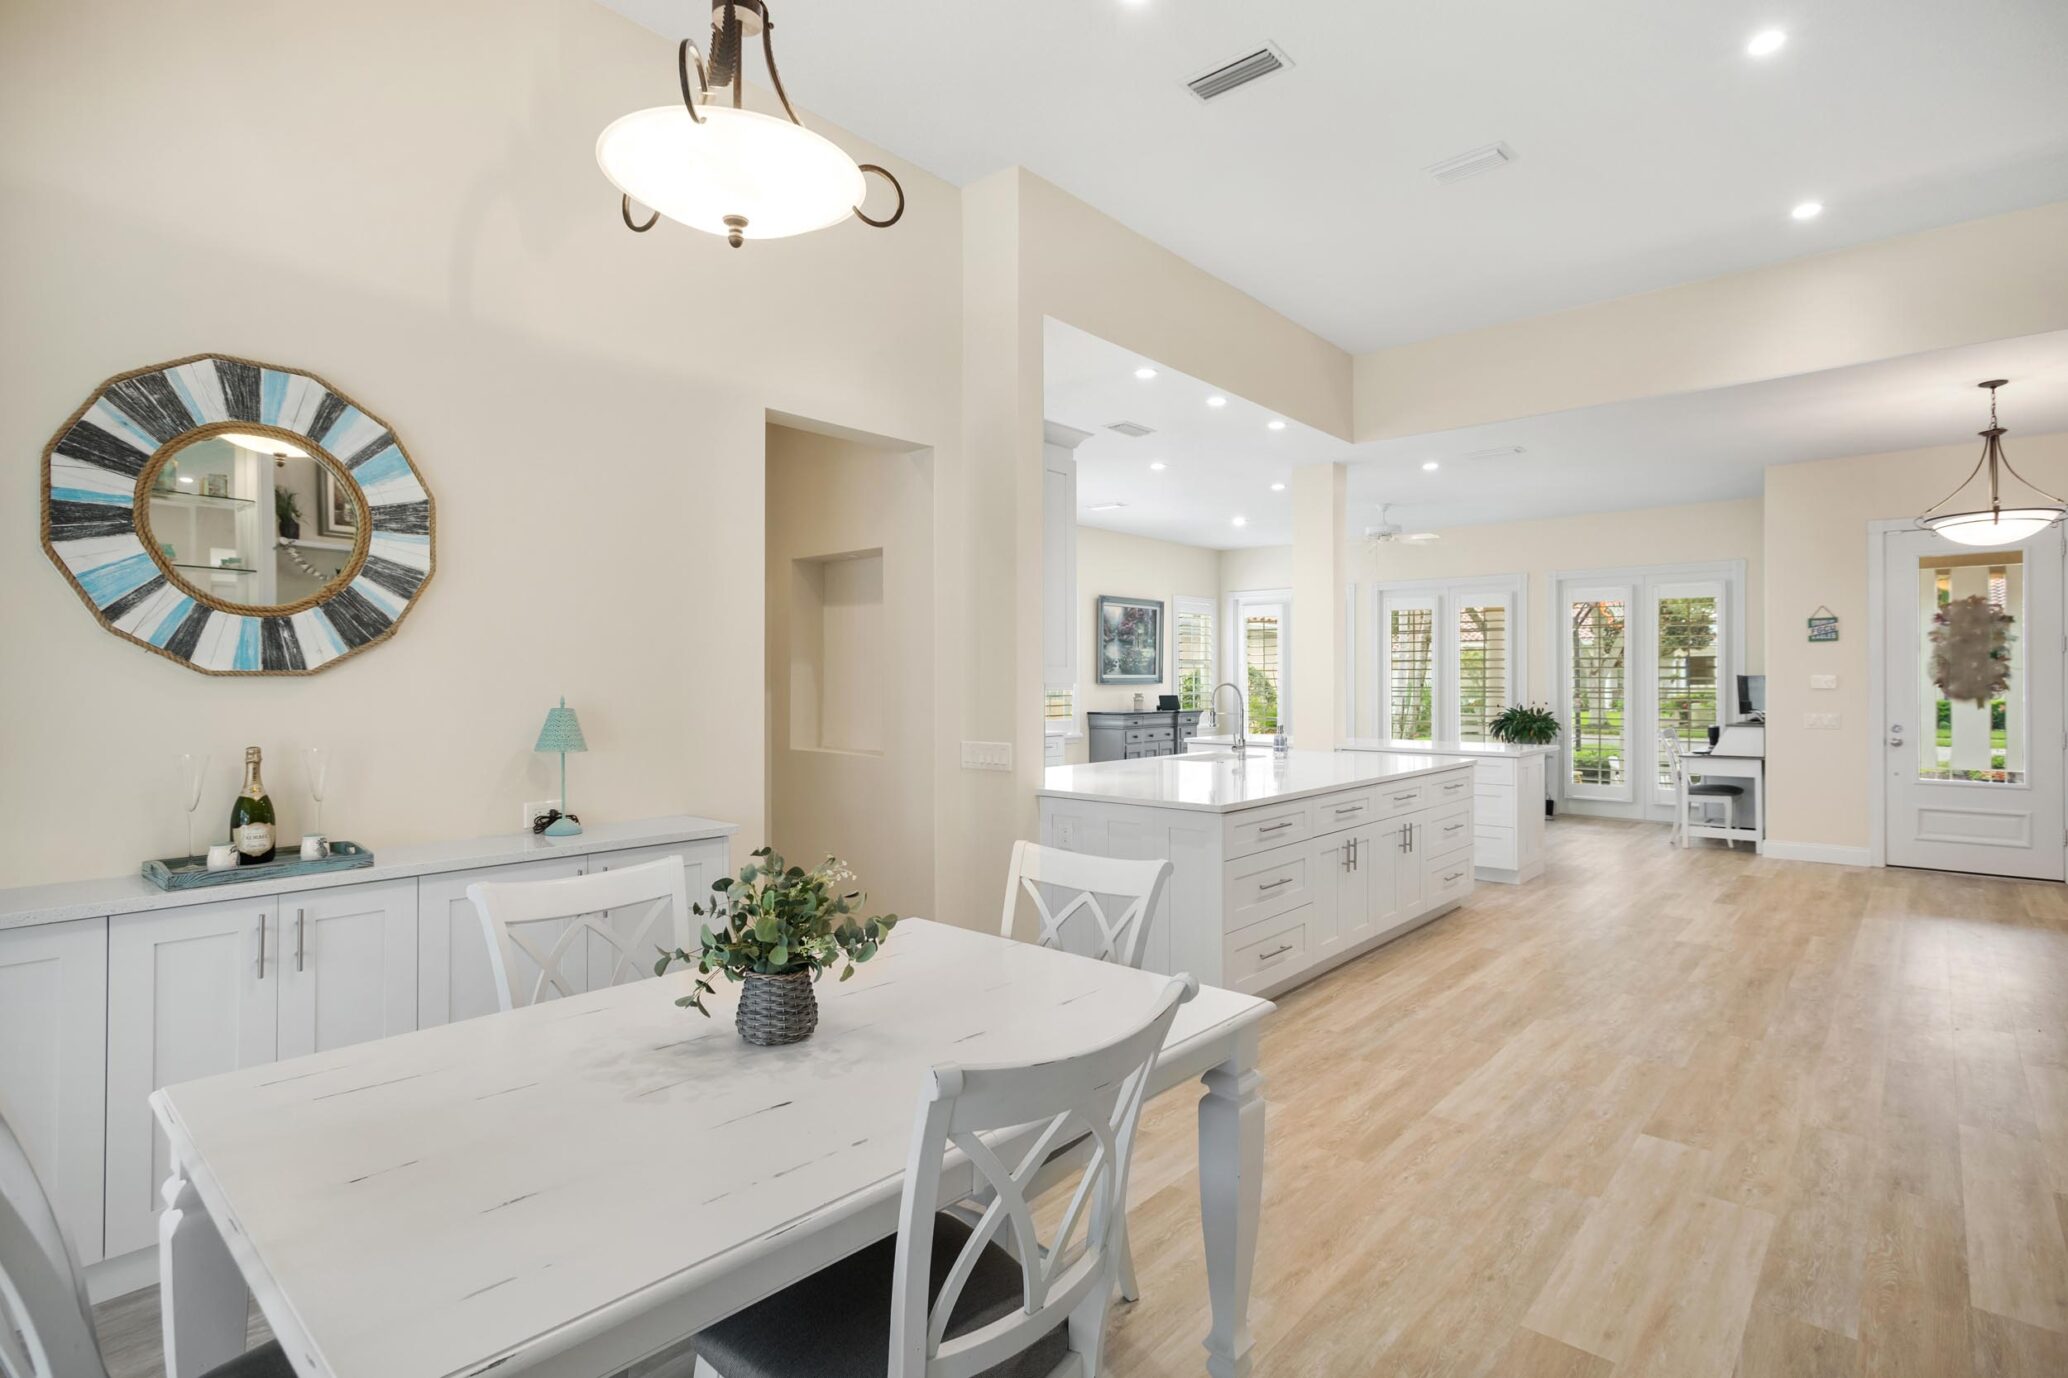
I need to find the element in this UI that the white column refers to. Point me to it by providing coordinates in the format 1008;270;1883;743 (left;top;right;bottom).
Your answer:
1289;464;1346;750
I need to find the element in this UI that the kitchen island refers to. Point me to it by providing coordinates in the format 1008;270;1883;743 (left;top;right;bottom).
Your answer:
1038;748;1476;997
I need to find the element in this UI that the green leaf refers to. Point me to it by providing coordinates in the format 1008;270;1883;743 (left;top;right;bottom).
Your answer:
839;964;855;981
769;943;788;968
711;876;734;893
652;954;671;978
753;914;780;943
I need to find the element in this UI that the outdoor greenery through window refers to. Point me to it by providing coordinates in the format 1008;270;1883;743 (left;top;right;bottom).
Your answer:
1244;613;1282;733
1570;598;1627;787
1457;603;1508;742
1044;688;1073;722
1655;593;1721;785
1387;605;1436;741
1919;553;2022;783
1176;603;1214;711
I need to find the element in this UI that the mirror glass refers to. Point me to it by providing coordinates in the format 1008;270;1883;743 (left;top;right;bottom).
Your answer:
138;432;367;610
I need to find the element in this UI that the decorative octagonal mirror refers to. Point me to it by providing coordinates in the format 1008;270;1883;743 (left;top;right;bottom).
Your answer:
41;354;435;674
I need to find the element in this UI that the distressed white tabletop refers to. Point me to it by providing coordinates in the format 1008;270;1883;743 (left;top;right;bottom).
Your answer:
153;919;1272;1378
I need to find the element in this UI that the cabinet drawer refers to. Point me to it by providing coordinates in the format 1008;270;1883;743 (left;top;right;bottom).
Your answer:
1475;823;1517;868
1373;781;1429;819
1124;727;1174;744
1225;804;1312;858
1313;788;1378;835
1429;772;1476;808
1223;910;1310;995
1473;757;1517;785
1475;777;1516;804
1427;803;1474;858
1425;852;1474;906
1224;848;1313;934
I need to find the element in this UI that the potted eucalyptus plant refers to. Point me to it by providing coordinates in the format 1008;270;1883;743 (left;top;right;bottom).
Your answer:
275;488;303;541
654;848;898;1046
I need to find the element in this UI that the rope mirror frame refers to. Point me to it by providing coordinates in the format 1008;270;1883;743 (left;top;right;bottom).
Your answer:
41;353;437;676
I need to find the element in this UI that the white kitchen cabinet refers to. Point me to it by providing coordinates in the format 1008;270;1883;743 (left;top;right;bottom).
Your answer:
1341;741;1550;884
417;857;588;1025
106;898;278;1258
277;879;419;1060
0;917;108;1265
583;841;729;989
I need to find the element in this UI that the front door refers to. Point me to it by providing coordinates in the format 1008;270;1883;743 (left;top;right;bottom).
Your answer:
1883;525;2064;879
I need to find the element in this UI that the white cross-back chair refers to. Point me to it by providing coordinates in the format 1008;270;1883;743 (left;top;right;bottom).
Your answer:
0;1108;291;1378
466;856;691;1011
1658;730;1743;849
999;843;1170;972
692;973;1196;1378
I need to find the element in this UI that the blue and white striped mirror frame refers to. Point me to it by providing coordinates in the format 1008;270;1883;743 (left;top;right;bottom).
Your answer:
41;354;435;675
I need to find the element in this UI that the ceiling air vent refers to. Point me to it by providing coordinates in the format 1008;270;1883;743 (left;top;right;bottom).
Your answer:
1105;421;1156;439
1187;43;1292;103
1424;142;1518;186
1461;445;1526;461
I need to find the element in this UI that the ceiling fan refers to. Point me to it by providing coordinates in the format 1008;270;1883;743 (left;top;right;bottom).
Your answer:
1363;504;1441;545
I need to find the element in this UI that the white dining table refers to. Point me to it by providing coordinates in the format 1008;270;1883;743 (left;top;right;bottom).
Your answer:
151;918;1273;1378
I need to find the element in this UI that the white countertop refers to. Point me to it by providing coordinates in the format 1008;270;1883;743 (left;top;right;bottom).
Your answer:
0;814;738;932
1039;748;1468;813
1338;737;1557;758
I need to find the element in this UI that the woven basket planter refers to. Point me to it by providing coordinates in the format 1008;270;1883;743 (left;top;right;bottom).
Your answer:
736;970;819;1046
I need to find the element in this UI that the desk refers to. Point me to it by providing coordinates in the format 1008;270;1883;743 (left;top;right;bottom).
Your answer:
1681;751;1764;852
151;919;1273;1378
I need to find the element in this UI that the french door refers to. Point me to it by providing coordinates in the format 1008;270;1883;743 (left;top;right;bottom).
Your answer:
1882;526;2064;879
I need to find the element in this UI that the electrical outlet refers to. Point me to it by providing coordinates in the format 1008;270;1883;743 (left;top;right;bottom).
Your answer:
1810;674;1839;690
522;798;563;830
961;741;1013;772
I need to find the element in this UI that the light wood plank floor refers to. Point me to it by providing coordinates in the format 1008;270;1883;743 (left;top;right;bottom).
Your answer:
94;817;2068;1377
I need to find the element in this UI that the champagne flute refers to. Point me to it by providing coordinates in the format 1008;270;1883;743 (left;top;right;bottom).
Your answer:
174;753;209;865
303;746;331;836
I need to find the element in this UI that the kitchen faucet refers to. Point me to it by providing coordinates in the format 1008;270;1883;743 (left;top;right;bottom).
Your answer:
1206;681;1246;755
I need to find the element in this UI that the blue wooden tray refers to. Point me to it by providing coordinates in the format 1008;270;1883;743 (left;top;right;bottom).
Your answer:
142;841;374;891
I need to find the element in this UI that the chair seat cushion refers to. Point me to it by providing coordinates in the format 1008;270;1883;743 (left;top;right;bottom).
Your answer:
1687;783;1744;796
200;1341;297;1378
695;1213;1068;1378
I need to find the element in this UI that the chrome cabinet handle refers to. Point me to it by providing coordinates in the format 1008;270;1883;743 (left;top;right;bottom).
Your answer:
1444;870;1465;883
295;909;306;972
1258;944;1294;962
1258;876;1294;892
1444;823;1464;834
1257;819;1296;834
1335;803;1362;814
1350;837;1359;871
1399;823;1412;853
1392;792;1418;803
256;915;267;979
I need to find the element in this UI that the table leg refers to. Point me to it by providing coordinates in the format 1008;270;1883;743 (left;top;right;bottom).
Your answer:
1196;1028;1264;1378
159;1170;248;1378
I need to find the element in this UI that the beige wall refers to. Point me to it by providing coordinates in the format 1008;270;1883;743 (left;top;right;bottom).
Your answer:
1220;545;1294;597
764;425;935;918
1343;499;1766;720
1074;527;1220;718
1763;430;2068;854
0;0;961;887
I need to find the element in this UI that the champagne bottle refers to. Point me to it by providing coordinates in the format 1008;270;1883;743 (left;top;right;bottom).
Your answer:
230;746;277;863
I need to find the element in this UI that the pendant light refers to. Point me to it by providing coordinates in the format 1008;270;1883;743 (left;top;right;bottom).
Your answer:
1918;380;2065;547
596;0;904;248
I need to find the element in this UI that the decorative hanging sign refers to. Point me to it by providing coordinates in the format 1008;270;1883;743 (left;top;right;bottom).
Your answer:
1807;605;1839;642
1930;594;2014;707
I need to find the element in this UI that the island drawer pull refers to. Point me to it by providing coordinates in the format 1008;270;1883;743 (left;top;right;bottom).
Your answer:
1444;822;1465;834
1443;780;1467;791
1391;791;1419;803
1443;870;1466;883
1256;819;1297;834
1258;944;1294;962
1257;876;1294;892
1334;803;1363;814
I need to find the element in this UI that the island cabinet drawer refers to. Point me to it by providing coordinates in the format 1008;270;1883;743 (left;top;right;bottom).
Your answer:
1372;781;1429;820
1425;802;1474;858
1313;788;1378;834
1475;823;1518;869
1223;910;1311;995
1473;757;1518;786
1428;772;1476;808
1224;803;1312;859
1223;849;1313;934
1424;851;1475;907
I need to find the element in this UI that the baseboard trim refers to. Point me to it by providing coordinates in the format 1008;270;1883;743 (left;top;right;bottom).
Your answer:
1762;841;1874;868
85;1245;156;1302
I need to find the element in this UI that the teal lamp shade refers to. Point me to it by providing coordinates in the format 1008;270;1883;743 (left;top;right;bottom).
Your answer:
535;698;587;836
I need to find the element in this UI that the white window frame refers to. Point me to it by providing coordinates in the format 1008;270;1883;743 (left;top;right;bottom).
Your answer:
1174;595;1217;713
1551;560;1747;817
1367;575;1527;746
1226;588;1292;733
1378;590;1439;744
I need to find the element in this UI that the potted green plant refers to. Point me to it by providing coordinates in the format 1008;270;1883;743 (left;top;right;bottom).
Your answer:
275;488;303;541
654;848;898;1046
1487;703;1560;746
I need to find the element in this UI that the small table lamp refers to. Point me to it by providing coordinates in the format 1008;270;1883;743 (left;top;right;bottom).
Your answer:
534;697;588;836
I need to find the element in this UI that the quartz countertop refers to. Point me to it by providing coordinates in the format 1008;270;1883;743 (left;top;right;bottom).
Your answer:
1338;737;1557;758
1039;748;1468;813
0;814;738;932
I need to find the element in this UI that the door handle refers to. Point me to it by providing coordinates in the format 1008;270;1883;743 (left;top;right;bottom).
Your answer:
295;908;306;972
256;915;267;979
1349;837;1358;871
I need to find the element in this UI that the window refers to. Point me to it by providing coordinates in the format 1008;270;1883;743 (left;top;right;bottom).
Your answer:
1569;594;1629;792
1244;612;1283;732
1175;597;1215;710
1044;688;1073;722
1366;579;1522;746
1385;600;1436;742
1654;585;1722;785
1918;551;2023;783
1456;601;1510;743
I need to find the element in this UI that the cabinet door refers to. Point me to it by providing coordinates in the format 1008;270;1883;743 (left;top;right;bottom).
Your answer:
1395;818;1428;916
1308;830;1355;961
1360;820;1409;938
277;879;419;1060
106;899;278;1258
0;918;108;1265
417;857;587;1026
583;841;728;991
1336;826;1382;949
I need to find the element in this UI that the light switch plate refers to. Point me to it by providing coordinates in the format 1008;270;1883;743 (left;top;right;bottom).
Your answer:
1810;674;1839;690
961;741;1013;772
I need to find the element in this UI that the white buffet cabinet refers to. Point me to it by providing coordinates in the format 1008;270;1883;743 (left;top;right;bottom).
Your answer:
0;815;733;1296
1337;739;1551;885
1038;749;1475;998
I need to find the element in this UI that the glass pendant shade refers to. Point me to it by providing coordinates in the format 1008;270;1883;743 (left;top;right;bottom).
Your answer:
597;104;866;243
1920;508;2061;547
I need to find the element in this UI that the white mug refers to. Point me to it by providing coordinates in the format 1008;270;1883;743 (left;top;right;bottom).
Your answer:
206;843;239;871
300;834;329;861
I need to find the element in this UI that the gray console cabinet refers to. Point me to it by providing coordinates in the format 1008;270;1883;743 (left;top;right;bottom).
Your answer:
1087;710;1204;762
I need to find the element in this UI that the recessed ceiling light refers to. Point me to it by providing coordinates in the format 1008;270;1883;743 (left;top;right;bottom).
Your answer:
1206;395;1228;408
1231;515;1247;527
1421;460;1440;471
1149;461;1167;471
1791;200;1824;221
1134;366;1157;380
1267;419;1287;431
1270;482;1285;491
1746;28;1787;57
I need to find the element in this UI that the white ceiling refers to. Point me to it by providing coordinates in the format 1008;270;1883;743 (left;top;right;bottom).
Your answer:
600;0;2068;352
1050;320;2068;546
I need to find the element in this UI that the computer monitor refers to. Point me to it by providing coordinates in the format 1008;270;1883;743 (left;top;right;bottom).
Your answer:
1736;674;1765;718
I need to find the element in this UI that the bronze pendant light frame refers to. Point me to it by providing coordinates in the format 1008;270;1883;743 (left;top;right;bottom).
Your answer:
1917;380;2066;539
618;0;905;247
